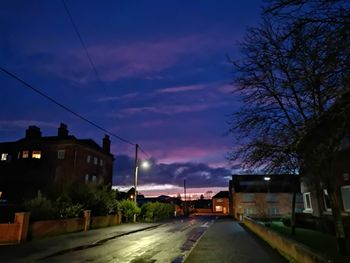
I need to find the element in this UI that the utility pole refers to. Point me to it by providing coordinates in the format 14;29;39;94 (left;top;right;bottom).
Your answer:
133;144;139;223
184;179;187;216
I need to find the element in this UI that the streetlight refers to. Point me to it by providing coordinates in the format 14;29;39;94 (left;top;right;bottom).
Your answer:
133;144;149;222
264;177;271;226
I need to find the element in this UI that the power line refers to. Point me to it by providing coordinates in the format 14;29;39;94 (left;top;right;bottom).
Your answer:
61;0;104;86
138;144;151;159
0;66;135;146
60;1;152;159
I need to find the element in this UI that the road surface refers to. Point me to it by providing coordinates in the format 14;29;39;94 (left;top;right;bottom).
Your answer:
2;216;214;263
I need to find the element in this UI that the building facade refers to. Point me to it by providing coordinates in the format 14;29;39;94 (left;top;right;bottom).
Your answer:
0;124;114;203
300;145;350;217
230;174;303;220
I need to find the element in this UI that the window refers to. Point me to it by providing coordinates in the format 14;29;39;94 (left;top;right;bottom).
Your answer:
267;207;279;215
295;193;303;203
57;150;65;159
242;193;255;202
266;193;278;203
243;207;256;215
92;175;97;183
22;150;29;158
215;205;223;212
323;189;332;211
100;159;103;166
17;152;21;159
303;192;312;212
32;151;41;159
1;153;8;161
93;157;98;165
341;185;350;212
216;198;223;203
87;155;91;163
85;174;89;184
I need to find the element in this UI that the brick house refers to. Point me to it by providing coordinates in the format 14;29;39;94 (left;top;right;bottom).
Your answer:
300;144;350;217
230;174;303;220
212;191;230;214
297;91;350;221
0;123;114;203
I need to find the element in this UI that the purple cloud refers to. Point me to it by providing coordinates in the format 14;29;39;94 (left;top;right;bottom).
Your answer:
113;155;231;189
157;84;207;94
115;101;229;117
96;92;139;102
17;33;235;83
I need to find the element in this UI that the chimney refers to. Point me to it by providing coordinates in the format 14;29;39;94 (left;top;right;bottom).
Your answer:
25;126;42;139
103;135;111;153
58;123;69;137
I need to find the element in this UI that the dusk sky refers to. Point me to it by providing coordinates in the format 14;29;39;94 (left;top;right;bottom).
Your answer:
0;0;263;197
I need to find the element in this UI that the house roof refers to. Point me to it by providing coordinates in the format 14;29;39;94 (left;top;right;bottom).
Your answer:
231;174;299;193
212;191;229;199
0;133;111;157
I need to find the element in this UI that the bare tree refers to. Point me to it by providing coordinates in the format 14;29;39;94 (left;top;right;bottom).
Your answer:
229;0;349;253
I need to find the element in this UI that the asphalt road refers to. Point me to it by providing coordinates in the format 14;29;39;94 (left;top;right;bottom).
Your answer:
1;216;214;263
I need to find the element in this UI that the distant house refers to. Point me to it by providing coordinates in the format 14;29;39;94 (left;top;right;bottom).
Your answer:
0;123;114;203
212;191;230;214
230;174;303;220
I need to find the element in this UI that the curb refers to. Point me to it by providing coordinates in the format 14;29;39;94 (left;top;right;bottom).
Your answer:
181;218;216;263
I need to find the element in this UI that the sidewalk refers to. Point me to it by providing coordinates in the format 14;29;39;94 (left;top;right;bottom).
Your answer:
185;217;287;263
0;222;161;262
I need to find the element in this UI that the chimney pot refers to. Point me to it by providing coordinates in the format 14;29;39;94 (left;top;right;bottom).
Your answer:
58;123;69;137
25;126;41;139
103;135;111;153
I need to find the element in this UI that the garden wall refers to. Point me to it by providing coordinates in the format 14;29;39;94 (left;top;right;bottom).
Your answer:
243;216;328;263
0;211;122;244
0;212;29;245
29;218;85;239
91;213;121;229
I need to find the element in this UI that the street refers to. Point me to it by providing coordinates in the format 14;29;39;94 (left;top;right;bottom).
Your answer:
0;216;287;263
1;216;214;263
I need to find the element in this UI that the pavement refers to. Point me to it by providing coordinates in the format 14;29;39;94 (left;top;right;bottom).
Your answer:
0;222;161;262
185;217;287;263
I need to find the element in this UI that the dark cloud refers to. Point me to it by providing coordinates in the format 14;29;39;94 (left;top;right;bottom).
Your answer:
113;155;231;188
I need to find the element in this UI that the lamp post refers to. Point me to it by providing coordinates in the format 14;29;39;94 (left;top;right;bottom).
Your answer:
133;144;149;222
264;177;271;226
133;144;139;223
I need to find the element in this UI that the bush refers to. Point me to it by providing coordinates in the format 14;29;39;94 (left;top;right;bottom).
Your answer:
68;184;119;216
24;185;119;221
119;200;140;222
55;194;83;219
281;214;291;227
24;191;57;221
140;202;174;222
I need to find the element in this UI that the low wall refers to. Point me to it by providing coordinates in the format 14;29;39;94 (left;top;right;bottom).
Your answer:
1;211;122;243
0;223;20;244
29;218;85;240
91;213;121;229
243;216;328;263
0;212;29;245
